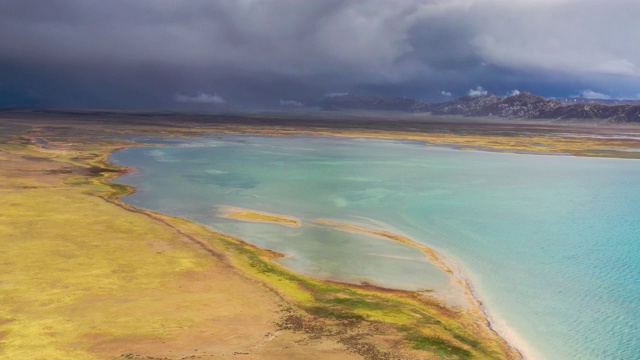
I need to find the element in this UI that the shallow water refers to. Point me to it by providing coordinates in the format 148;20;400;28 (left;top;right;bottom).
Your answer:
111;135;640;360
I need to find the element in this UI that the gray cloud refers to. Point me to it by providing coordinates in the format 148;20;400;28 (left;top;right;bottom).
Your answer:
1;0;639;108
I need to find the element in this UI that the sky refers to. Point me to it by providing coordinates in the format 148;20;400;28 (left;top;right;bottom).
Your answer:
1;0;639;109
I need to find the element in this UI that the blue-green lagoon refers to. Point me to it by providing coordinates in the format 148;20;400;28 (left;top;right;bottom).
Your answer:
111;135;640;360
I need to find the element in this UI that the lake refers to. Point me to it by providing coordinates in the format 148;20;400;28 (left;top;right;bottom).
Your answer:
111;134;640;360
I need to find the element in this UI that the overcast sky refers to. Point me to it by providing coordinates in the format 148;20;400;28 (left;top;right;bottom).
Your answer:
1;0;639;109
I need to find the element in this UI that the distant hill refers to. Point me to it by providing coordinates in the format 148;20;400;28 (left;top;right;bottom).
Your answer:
432;92;561;118
321;94;431;112
322;93;640;122
556;97;640;105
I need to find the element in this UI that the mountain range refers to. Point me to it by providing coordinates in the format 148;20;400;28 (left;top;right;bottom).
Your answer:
320;93;640;123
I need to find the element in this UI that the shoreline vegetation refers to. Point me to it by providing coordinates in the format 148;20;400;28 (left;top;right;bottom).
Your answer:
2;111;639;359
313;219;533;359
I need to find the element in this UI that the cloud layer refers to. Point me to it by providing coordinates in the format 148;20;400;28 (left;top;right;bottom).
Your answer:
1;0;639;108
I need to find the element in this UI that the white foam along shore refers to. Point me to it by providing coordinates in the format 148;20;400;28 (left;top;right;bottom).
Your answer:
437;251;541;360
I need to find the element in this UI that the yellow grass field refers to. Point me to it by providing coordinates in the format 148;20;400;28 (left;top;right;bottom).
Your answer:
0;132;361;359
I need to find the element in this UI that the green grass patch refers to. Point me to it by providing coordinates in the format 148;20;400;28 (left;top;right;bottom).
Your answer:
305;306;365;321
448;327;481;348
404;331;472;359
106;183;133;198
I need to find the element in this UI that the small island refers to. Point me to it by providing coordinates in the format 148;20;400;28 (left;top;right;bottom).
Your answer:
218;205;301;227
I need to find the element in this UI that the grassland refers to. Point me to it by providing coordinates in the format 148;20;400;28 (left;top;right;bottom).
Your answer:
3;110;637;359
0;128;356;359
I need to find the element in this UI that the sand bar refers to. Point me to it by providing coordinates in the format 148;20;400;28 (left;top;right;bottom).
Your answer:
218;205;301;227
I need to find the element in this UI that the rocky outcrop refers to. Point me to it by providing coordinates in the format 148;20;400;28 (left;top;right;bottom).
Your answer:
471;93;561;118
543;103;640;122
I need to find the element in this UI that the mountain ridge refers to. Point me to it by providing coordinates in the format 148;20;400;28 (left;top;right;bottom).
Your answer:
321;92;640;123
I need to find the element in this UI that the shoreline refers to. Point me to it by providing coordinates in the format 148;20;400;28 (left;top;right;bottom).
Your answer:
3;111;640;160
108;138;527;359
313;218;530;360
110;185;522;359
439;252;534;360
171;127;640;160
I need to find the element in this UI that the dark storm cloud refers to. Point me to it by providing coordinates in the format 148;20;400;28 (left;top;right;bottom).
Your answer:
1;0;639;108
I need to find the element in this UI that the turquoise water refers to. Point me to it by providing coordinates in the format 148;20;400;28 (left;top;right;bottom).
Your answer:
111;135;640;359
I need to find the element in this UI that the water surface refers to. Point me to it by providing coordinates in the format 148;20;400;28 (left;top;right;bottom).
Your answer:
111;135;640;360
